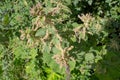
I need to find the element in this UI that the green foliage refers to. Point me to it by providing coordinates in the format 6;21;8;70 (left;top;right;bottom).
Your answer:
0;0;120;80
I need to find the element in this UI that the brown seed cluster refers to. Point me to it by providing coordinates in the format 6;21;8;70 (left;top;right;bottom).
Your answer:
30;2;43;16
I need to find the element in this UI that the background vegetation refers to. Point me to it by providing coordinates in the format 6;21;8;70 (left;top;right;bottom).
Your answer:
0;0;120;80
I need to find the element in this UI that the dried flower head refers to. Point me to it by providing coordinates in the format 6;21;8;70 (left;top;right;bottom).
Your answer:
19;30;26;40
78;13;92;23
52;54;67;68
30;2;43;16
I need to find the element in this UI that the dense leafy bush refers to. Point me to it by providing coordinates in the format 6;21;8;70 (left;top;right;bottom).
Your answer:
0;0;120;80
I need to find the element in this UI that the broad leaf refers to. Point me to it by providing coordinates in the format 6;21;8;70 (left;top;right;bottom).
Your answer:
35;28;46;37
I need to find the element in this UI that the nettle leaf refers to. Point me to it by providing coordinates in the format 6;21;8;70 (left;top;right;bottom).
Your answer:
45;68;62;80
0;44;4;59
35;28;46;37
42;52;65;74
52;47;61;54
47;72;56;80
2;14;9;26
105;0;112;3
52;36;60;45
43;44;51;53
65;0;72;5
70;36;77;42
48;27;56;34
69;60;76;71
13;46;27;59
95;56;102;63
79;32;88;41
43;52;52;64
88;0;93;5
49;59;65;74
26;62;35;74
72;22;79;28
30;48;37;59
85;53;94;61
73;0;79;6
45;0;52;7
100;45;107;55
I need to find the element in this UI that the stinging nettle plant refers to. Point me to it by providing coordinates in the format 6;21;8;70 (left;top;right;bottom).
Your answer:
1;0;117;80
18;1;107;80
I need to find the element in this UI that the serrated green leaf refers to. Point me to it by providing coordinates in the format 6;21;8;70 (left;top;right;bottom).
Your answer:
48;27;56;34
30;48;37;59
2;14;9;26
35;28;46;37
52;47;61;54
50;60;65;74
85;53;94;61
43;52;52;64
70;37;77;42
72;22;79;28
73;0;79;6
88;0;93;5
52;37;60;45
69;60;76;71
42;52;65;74
65;0;72;5
43;44;51;53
